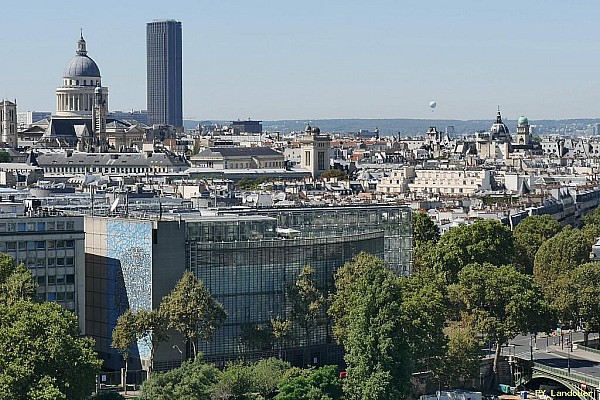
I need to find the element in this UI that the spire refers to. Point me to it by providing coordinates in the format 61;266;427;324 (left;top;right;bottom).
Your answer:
77;30;87;56
496;106;503;124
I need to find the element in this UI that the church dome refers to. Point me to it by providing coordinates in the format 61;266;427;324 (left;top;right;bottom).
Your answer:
518;116;529;126
63;34;101;78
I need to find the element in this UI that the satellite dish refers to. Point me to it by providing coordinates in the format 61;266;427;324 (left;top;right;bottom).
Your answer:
429;101;437;110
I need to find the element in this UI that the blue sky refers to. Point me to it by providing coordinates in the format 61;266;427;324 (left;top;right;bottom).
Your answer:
2;0;598;121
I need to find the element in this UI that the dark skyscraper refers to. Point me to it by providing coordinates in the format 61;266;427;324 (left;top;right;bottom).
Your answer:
146;19;183;128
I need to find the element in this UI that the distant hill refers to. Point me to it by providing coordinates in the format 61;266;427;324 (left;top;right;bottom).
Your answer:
184;118;600;137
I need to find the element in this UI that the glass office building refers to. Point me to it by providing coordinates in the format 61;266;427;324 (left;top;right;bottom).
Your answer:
187;206;412;365
86;205;412;369
146;19;183;128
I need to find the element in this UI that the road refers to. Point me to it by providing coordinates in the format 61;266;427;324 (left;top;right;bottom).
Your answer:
502;333;600;382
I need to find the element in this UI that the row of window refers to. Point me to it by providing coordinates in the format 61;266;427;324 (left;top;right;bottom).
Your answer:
46;291;75;301
45;166;172;174
0;240;75;252
36;274;75;286
0;221;76;233
12;257;75;268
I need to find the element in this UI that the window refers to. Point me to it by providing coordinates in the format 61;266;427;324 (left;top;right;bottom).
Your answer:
47;292;56;301
27;222;35;231
57;292;65;300
36;241;45;250
47;276;56;285
66;240;74;249
27;241;35;250
56;240;65;249
66;274;75;284
17;223;25;232
305;151;311;166
56;222;65;230
66;292;75;300
56;275;65;285
7;223;15;232
18;242;26;250
37;276;45;286
7;242;15;251
56;258;65;266
66;257;74;266
0;243;5;252
47;258;55;267
66;221;74;230
46;222;55;231
0;223;6;232
37;222;45;231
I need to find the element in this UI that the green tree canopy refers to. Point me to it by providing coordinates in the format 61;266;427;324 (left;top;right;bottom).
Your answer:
0;300;101;399
452;263;554;374
412;211;440;247
512;215;561;274
275;365;342;400
420;219;514;282
400;269;448;373
334;254;412;400
140;357;220;400
286;265;327;366
533;226;592;293
553;262;600;344
437;314;481;389
160;271;227;360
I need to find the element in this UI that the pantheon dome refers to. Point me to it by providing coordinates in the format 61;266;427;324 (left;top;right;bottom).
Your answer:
63;35;101;78
55;33;108;117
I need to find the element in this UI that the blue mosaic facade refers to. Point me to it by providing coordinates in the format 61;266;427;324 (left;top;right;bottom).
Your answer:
106;220;153;359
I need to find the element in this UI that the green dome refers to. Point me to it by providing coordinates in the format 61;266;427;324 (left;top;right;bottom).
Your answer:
518;116;529;126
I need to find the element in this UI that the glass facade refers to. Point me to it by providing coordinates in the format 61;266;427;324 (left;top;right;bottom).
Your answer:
185;205;412;365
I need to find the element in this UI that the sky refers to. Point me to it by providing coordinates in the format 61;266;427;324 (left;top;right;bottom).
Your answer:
2;0;598;121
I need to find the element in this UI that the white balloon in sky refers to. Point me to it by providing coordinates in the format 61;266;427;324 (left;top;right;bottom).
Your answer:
429;101;437;109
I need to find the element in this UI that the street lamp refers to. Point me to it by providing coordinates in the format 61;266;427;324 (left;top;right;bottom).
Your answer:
530;335;533;361
173;345;183;365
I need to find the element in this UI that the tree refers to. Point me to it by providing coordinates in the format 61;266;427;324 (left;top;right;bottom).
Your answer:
533;226;592;294
329;252;384;344
112;309;137;393
333;254;411;400
437;315;481;389
0;300;101;399
400;269;448;373
160;271;227;360
553;262;600;345
140;357;220;400
212;362;255;400
420;219;514;282
513;215;561;274
239;323;274;353
320;169;348;180
271;316;292;359
275;365;342;400
452;263;554;375
286;265;327;366
412;211;440;247
252;358;291;398
1;263;37;304
136;309;169;375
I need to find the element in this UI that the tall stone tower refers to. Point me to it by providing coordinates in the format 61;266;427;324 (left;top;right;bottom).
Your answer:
300;124;331;179
516;116;531;145
0;100;17;148
92;85;108;152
